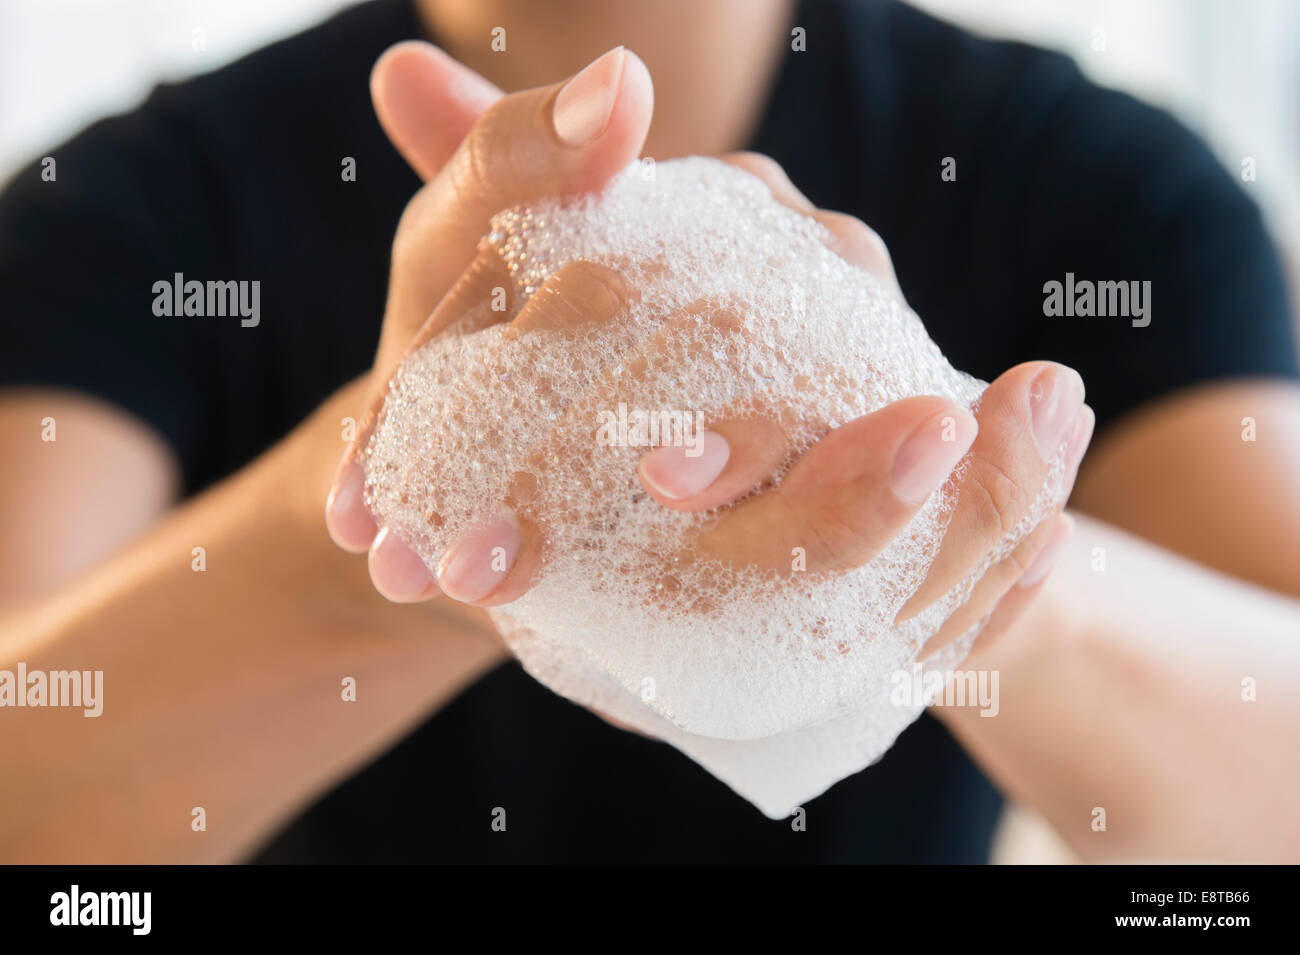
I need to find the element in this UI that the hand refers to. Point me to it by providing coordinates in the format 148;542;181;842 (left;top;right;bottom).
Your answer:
327;44;1094;659
325;43;653;600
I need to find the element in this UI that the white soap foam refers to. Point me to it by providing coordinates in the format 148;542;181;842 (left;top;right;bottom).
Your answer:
363;157;1066;817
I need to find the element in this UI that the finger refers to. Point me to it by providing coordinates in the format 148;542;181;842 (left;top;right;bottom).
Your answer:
920;510;1075;659
698;396;979;572
374;261;633;604
324;458;378;552
592;300;802;511
504;259;635;338
367;525;441;603
328;45;652;556
397;271;663;603
325;250;518;553
912;405;1089;636
370;41;502;180
413;286;806;602
638;418;789;510
719;151;814;210
432;513;545;607
626;294;889;513
921;512;1075;661
924;406;1091;649
897;361;1086;622
812;211;900;295
380;45;653;371
718;153;900;294
463;262;632;603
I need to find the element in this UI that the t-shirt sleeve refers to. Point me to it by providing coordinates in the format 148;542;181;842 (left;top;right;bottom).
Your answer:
0;109;211;488
1014;69;1299;429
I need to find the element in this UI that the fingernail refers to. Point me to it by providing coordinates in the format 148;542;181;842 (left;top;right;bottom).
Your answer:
1064;405;1095;477
326;459;363;521
1029;364;1086;462
638;431;730;500
326;459;377;548
369;526;439;602
436;517;520;603
891;409;978;505
553;46;625;147
1017;514;1074;589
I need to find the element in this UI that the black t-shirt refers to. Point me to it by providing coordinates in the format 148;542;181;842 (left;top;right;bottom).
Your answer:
1;0;1295;862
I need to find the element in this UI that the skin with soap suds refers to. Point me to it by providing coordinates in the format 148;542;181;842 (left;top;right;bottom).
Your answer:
362;158;1071;815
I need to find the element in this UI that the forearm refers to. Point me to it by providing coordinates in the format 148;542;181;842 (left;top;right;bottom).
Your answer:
939;513;1300;862
0;385;505;863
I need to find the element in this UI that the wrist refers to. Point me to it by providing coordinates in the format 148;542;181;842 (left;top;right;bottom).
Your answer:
240;377;504;651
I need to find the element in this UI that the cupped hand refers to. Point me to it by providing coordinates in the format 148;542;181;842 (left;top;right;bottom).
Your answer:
325;42;653;596
326;44;1093;658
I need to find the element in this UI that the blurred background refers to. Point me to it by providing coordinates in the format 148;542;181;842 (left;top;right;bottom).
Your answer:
4;0;1298;276
3;0;1294;863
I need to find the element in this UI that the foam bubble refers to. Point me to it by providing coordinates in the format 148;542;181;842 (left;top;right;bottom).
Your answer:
363;158;1066;817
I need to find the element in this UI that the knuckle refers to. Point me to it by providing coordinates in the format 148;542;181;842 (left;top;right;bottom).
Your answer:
738;151;785;181
963;456;1029;539
450;97;516;205
514;261;633;336
819;212;892;274
454;119;497;202
859;224;891;266
726;152;807;207
551;260;633;315
854;220;892;266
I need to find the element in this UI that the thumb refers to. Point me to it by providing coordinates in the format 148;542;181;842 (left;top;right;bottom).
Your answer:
380;45;653;366
370;41;502;180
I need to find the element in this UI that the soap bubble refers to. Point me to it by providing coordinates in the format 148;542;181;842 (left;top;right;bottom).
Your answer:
363;158;1066;816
